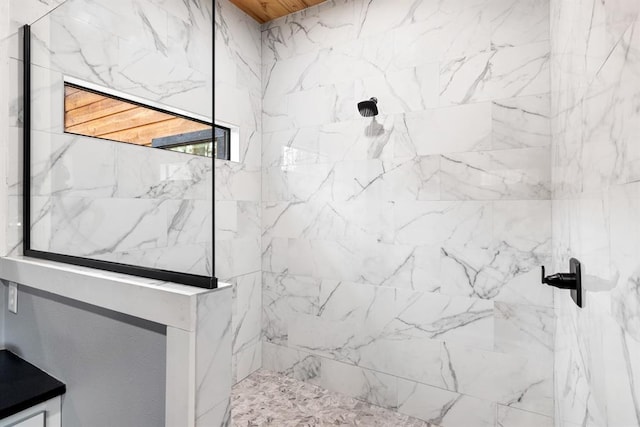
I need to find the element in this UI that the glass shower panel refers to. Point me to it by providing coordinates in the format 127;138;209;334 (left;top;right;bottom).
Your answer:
26;0;213;283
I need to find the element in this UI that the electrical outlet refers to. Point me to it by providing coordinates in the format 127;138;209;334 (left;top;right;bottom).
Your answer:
8;282;17;313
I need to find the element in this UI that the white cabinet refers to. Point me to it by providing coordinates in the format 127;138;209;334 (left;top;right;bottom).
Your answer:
0;397;61;427
8;412;44;427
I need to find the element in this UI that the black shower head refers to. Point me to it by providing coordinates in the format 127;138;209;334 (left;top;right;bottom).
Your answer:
358;97;378;117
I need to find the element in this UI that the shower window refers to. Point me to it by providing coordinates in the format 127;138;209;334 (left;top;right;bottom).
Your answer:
63;82;214;158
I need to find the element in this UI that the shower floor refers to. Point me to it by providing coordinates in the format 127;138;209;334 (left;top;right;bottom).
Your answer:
231;369;430;426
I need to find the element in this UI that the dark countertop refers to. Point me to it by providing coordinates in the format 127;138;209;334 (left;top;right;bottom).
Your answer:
0;350;66;419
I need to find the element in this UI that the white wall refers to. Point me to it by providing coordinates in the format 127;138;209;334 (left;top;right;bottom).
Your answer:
4;285;167;427
550;1;640;426
260;0;554;426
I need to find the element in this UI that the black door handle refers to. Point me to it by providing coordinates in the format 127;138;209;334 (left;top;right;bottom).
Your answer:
541;266;577;289
541;258;583;307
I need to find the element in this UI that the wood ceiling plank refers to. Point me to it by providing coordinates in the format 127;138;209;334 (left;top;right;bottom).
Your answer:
228;0;326;23
98;118;211;146
66;106;175;137
65;89;106;110
65;97;138;127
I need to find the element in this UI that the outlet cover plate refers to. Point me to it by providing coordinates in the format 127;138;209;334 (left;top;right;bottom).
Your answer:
8;282;17;313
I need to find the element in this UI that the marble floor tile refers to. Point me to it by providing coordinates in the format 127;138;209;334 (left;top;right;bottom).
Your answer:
231;369;432;426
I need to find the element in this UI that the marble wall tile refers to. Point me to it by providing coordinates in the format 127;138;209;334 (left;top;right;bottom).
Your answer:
440;42;549;105
440;147;551;200
319;358;398;410
195;287;233;427
261;0;554;423
231;272;262;383
215;0;263;385
263;272;320;345
492;94;551;150
397;379;496;427
497;405;553;427
488;0;550;47
390;290;494;350
400;103;492;156
551;0;640;425
262;341;321;383
494;301;554;357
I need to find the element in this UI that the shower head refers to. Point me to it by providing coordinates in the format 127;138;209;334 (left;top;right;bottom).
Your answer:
358;97;378;117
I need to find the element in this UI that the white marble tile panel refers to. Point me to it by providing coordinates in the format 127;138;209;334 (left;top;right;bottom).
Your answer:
262;342;321;383
492;94;551;149
214;237;260;279
391;290;494;350
263;51;328;99
440;147;551;200
356;66;438;115
288;314;367;362
234;341;261;384
319;358;398;410
31;131;117;198
386;156;441;201
497;405;553;427
397;378;496;427
261;236;288;274
354;336;450;391
399;103;492;156
488;0;550;47
195;287;232;426
36;196;168;256
215;160;260;202
262;272;321;345
393;11;490;68
262;93;294;133
8;58;22;129
440;42;550;105
214;201;238;241
262;1;358;63
317;280;396;330
231;272;262;383
262;200;394;244
115;143;212;200
317;117;395;163
8;0;65;36
106;242;212;276
29;65;64;134
262;128;321;168
444;342;553;416
494;301;554;357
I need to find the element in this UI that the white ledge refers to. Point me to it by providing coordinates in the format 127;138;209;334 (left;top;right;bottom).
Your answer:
0;256;229;331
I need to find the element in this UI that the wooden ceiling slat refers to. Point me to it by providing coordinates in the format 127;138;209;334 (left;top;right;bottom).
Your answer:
229;0;326;23
65;89;105;110
98;117;211;146
65;96;138;127
66;106;176;137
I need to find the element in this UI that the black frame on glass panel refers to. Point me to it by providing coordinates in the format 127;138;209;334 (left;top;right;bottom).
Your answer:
22;25;217;289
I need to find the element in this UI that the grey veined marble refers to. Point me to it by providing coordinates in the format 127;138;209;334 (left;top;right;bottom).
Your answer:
232;370;431;426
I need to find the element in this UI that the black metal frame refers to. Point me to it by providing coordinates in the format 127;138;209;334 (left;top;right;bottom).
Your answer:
22;25;217;289
152;129;213;149
214;124;231;161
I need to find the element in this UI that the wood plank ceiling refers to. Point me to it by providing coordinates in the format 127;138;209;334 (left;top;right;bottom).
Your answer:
64;85;210;147
229;0;326;23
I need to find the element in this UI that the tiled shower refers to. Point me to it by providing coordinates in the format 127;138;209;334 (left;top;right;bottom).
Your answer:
215;0;640;426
